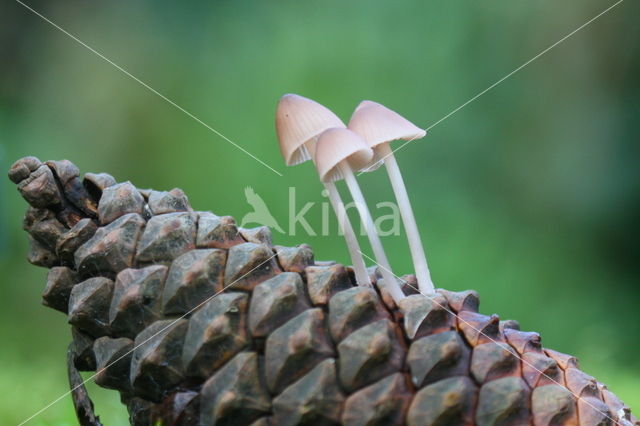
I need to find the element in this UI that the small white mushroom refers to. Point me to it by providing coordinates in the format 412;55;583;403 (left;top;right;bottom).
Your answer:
315;128;405;303
275;94;371;286
349;100;435;294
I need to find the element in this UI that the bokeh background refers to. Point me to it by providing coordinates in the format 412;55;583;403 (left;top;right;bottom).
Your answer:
1;0;639;423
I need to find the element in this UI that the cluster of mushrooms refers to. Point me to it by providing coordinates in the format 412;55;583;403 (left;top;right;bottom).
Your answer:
275;94;435;303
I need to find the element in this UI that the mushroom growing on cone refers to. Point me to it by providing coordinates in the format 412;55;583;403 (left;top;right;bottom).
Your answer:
276;94;371;287
7;153;636;426
315;127;405;303
349;100;435;294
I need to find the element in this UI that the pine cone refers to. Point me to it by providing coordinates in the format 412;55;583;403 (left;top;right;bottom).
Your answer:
9;156;636;426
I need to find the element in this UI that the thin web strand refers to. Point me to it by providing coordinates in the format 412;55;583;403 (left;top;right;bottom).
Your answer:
14;0;283;177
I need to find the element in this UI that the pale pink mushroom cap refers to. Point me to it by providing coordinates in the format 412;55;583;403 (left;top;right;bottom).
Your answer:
315;128;374;183
275;94;346;166
348;100;426;171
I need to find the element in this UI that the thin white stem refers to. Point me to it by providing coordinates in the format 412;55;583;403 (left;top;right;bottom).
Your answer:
304;141;371;286
339;162;405;302
323;181;372;286
378;143;435;294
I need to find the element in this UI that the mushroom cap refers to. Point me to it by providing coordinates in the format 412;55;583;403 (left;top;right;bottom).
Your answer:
315;128;374;182
348;100;426;171
276;94;346;166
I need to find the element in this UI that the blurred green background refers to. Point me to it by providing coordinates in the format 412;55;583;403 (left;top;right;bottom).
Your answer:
1;0;639;424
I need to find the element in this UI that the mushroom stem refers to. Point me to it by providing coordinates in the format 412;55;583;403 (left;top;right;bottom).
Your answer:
338;162;405;302
377;143;435;294
323;181;372;286
303;141;371;287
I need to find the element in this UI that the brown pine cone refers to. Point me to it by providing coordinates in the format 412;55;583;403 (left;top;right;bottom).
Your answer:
8;156;636;426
